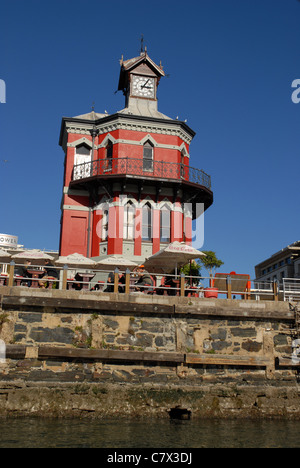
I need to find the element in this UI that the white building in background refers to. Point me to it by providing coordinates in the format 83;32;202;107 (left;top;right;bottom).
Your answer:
255;241;300;286
0;234;19;250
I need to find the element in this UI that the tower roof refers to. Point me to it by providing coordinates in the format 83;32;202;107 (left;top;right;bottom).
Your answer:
118;50;165;92
117;102;171;120
72;110;107;121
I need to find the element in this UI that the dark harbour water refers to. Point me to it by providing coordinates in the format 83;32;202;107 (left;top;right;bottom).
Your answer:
1;418;300;448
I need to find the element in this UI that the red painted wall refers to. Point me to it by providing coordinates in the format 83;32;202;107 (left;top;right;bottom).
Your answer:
60;122;193;257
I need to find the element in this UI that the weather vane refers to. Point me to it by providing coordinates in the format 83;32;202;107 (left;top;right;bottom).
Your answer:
140;34;147;54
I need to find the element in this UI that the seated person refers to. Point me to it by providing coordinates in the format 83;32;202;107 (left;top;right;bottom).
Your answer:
104;271;115;292
43;259;59;279
39;259;59;288
118;273;125;293
163;271;177;296
104;270;125;293
156;271;177;296
134;265;153;293
14;260;32;287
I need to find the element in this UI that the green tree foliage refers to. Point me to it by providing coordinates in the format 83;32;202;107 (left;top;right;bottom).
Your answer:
198;251;224;278
181;262;201;285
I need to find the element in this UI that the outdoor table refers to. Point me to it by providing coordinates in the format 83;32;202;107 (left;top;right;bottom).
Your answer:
74;272;95;290
0;274;8;286
14;275;23;286
67;278;75;290
26;268;45;288
130;276;138;292
46;276;57;289
92;281;105;291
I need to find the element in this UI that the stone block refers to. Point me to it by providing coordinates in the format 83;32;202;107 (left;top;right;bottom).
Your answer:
18;313;43;323
29;327;74;344
230;327;257;337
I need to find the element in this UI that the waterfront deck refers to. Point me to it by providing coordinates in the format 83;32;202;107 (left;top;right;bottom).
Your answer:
1;261;299;303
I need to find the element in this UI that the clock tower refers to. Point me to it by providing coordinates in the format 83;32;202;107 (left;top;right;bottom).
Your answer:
58;48;213;261
118;47;165;116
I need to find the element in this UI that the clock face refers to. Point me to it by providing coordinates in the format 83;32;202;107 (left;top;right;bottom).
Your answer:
132;75;155;98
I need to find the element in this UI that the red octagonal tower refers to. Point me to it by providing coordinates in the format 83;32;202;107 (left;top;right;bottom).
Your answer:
58;49;213;262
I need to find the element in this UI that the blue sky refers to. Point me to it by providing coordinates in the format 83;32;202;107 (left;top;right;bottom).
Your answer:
1;0;299;277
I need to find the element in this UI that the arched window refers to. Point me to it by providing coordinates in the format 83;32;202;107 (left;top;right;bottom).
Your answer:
142;203;152;241
160;204;171;243
102;209;109;240
105;140;113;170
77;143;91;157
180;150;185;178
124;202;135;240
74;143;91;180
143;141;153;171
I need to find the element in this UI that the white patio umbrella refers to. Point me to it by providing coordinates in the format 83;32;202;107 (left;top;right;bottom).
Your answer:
55;252;97;268
144;241;206;274
96;255;138;271
0;249;11;262
11;249;55;264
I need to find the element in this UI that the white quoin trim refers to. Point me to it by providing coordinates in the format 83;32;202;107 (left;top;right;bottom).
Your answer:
68;137;93;148
139;134;158;147
99;133;117;147
179;142;189;157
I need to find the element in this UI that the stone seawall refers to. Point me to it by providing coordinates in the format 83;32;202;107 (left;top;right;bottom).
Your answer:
0;286;299;419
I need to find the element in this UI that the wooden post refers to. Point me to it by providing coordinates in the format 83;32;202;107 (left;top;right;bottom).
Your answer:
226;276;232;299
273;279;278;302
8;261;15;287
62;265;68;290
125;268;130;294
180;273;185;297
114;268;119;294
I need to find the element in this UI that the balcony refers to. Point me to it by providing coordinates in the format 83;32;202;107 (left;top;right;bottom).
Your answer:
72;157;212;191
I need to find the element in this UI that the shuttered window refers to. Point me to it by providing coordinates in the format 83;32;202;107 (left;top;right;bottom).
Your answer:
142;203;152;241
124;202;135;240
160;205;171;242
143;141;153;171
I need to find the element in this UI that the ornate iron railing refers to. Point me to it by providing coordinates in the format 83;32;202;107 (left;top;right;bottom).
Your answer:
72;157;211;190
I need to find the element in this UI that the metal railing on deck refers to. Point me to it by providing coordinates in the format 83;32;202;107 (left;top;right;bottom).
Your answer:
0;261;295;302
283;278;300;302
72;157;212;190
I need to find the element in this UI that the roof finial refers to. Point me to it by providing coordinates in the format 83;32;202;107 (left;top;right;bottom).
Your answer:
91;101;95;112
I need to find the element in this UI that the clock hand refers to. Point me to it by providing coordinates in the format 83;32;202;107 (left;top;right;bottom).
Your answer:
141;79;150;89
